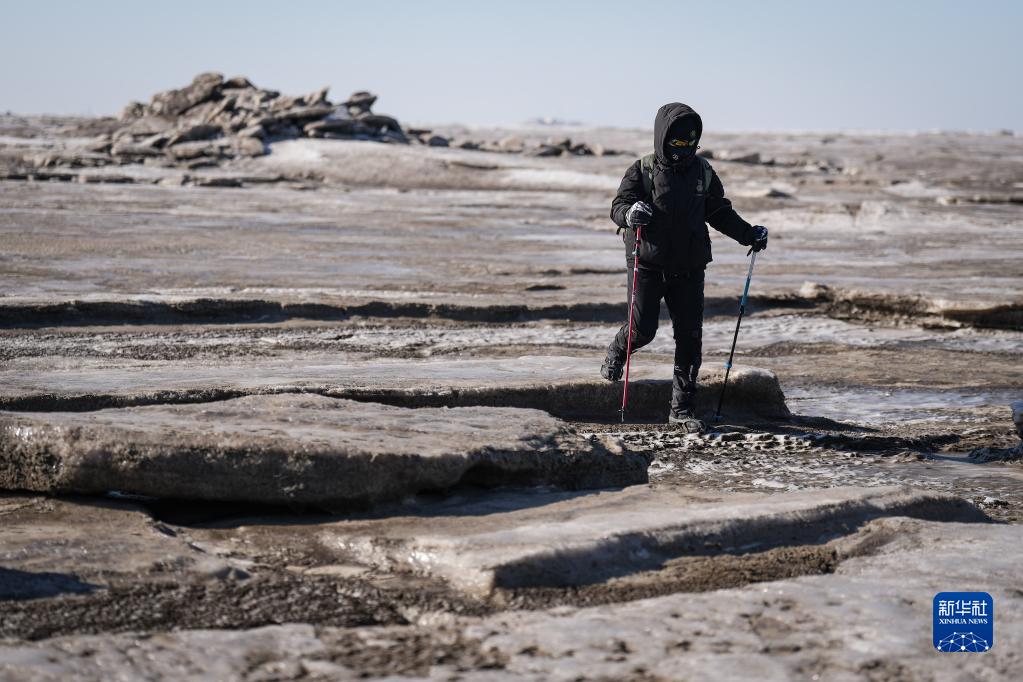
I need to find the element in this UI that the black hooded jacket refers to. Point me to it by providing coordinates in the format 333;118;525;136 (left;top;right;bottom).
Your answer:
610;103;756;272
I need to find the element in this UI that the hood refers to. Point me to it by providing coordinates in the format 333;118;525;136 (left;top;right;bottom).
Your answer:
653;102;703;167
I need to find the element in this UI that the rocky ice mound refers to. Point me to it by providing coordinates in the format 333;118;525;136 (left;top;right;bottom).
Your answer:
29;73;407;170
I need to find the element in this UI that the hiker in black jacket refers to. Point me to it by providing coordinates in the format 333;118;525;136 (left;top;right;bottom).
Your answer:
601;102;768;433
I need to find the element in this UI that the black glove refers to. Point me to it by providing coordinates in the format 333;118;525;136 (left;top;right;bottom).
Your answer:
625;201;653;228
750;225;768;252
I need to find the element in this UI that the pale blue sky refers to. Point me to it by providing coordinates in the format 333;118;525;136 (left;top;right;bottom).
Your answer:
1;0;1019;130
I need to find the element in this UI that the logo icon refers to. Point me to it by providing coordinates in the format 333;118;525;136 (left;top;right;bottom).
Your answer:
933;592;993;652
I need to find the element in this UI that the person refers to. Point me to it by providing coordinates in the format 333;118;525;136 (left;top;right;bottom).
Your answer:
601;102;768;433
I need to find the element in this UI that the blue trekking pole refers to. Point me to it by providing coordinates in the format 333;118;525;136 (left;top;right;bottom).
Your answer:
714;250;757;421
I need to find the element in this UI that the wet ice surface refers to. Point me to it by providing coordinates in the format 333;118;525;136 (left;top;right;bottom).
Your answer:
5;314;1022;359
784;385;1023;425
721;314;1023;355
260;314;1023;357
3;129;1023;310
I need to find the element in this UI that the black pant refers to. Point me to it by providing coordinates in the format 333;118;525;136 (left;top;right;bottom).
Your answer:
609;264;705;416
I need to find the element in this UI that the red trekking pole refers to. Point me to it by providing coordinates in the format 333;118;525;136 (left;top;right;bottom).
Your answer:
619;224;643;422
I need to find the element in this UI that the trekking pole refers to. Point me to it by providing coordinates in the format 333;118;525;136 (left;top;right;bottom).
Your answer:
619;224;643;422
714;250;758;421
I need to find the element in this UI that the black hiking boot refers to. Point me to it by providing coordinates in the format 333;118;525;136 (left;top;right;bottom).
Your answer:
668;410;707;434
600;344;625;382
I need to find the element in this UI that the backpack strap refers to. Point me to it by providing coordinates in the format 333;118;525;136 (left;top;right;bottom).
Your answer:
698;156;714;195
639;153;711;196
640;153;656;200
618;154;656;235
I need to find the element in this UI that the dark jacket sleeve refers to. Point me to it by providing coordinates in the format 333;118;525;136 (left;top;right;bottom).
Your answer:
705;169;755;245
610;160;645;232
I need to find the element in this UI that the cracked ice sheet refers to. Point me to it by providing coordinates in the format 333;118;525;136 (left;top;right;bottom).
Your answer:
308;316;1023;356
9;315;1018;359
460;518;1023;681
0;519;1017;681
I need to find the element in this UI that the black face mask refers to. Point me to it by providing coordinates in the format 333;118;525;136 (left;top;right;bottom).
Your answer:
665;143;697;165
665;125;700;165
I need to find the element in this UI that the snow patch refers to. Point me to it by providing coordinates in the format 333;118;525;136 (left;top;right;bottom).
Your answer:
501;168;619;191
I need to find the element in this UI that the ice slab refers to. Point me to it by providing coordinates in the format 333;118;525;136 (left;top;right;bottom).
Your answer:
462;517;1022;681
0;496;244;600
319;485;984;594
0;394;648;506
0;354;790;420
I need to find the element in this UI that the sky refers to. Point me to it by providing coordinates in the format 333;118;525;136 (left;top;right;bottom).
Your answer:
1;0;1020;131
